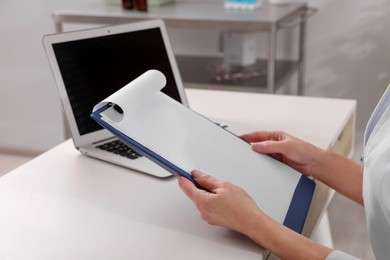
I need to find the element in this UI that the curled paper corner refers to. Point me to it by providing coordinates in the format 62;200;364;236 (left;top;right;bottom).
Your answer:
107;102;125;123
92;69;167;119
142;69;167;86
92;101;125;123
93;101;109;113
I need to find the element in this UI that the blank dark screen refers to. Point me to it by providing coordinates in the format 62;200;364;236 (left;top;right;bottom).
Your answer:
53;28;181;135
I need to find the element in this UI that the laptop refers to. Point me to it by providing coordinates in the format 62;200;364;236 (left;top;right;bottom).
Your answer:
42;20;190;178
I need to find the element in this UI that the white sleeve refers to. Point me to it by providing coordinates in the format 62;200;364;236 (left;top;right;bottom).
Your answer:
326;250;361;260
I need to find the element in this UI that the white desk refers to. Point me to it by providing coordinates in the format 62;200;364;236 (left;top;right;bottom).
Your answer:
0;89;355;259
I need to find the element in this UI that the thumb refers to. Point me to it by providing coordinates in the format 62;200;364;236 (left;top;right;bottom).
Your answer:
252;140;285;154
191;170;221;193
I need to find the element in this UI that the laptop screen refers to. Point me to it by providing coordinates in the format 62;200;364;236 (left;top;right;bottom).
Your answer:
52;27;182;136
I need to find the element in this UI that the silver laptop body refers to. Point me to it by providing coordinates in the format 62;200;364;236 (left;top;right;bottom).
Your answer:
43;20;188;178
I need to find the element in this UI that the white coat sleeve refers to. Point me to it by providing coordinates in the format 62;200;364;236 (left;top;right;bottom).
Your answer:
326;250;361;260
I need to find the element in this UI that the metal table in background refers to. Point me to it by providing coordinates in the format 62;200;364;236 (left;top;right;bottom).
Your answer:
51;1;314;95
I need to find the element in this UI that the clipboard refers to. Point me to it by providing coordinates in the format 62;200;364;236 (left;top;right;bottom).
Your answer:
90;70;315;234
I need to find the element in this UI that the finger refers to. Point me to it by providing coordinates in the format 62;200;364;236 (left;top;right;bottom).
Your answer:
178;176;199;200
252;140;287;155
240;131;280;143
191;170;222;193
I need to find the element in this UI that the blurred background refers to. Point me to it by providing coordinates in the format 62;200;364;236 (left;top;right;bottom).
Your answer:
1;0;389;258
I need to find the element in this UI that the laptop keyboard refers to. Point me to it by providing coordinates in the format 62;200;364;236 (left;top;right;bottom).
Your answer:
97;140;142;160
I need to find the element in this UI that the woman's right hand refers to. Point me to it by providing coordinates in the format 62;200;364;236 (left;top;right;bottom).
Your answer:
240;131;323;177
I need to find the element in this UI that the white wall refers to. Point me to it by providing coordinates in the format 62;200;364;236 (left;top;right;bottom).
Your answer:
305;0;390;132
1;0;389;153
0;0;100;153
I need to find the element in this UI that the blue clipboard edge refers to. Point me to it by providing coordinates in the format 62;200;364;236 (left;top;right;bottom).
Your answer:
91;103;315;234
90;104;200;188
283;175;316;234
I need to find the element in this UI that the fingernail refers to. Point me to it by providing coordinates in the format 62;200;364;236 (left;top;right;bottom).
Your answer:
252;143;262;150
191;169;204;179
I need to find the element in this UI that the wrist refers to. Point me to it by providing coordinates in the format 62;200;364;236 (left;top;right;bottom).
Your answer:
240;209;272;247
244;211;333;259
308;146;328;180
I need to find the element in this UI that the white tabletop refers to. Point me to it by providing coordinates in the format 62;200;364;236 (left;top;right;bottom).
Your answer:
0;89;356;259
187;89;356;151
